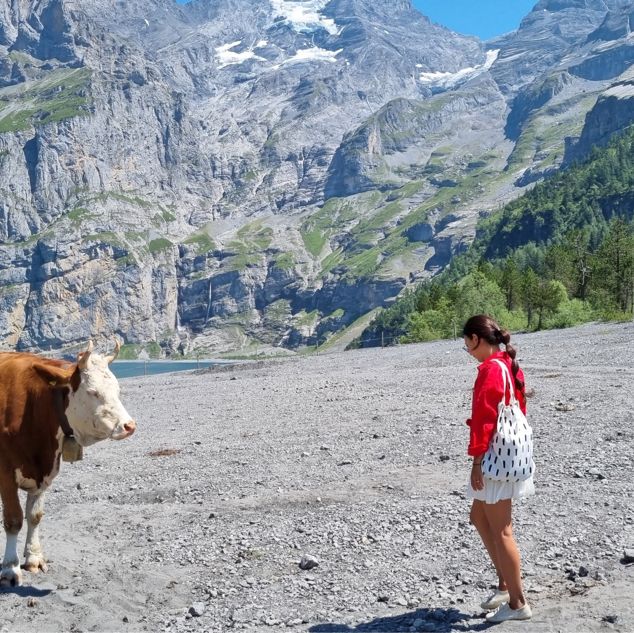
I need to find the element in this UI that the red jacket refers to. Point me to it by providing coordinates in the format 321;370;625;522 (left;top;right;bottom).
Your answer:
466;351;526;457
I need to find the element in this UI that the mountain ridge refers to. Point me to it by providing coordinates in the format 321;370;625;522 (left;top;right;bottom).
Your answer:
0;0;633;354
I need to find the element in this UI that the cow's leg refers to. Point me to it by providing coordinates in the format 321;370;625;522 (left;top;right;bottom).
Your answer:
23;490;48;573
0;475;23;587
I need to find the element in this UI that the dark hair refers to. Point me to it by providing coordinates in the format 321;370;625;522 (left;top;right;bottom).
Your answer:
462;314;524;393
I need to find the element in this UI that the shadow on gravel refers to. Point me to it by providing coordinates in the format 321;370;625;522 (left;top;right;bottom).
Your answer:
310;607;492;632
0;585;52;598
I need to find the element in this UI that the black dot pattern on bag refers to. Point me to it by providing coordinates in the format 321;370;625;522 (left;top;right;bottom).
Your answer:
479;360;535;484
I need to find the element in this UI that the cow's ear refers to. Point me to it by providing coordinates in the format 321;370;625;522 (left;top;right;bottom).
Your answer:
32;362;76;388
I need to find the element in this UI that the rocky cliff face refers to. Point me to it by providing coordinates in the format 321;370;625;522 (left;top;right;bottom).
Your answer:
566;67;634;161
0;0;633;355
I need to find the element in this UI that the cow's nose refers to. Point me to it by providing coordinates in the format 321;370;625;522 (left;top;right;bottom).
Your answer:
124;421;136;435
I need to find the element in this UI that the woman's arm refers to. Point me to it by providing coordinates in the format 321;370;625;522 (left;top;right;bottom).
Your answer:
471;453;485;490
467;363;504;457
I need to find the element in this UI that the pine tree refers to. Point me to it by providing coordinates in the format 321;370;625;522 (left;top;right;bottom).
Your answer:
535;280;568;330
521;269;540;329
593;219;634;314
500;256;522;311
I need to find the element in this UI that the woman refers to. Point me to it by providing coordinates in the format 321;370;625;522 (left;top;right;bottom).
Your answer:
463;314;534;623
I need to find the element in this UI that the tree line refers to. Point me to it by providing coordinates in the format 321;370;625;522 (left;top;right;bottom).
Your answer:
355;125;634;347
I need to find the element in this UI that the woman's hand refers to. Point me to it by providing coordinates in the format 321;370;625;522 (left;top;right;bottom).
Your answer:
471;460;484;491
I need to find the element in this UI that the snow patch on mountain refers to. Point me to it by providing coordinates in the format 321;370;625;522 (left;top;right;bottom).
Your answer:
269;0;339;35
603;83;634;98
215;41;266;69
272;46;342;69
419;49;500;88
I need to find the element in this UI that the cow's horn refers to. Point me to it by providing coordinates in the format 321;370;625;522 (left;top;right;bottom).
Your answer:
107;338;121;364
78;340;94;369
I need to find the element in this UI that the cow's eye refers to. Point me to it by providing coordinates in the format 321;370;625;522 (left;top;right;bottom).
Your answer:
87;389;100;398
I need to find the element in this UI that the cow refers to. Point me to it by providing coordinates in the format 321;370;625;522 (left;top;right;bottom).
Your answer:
0;340;136;587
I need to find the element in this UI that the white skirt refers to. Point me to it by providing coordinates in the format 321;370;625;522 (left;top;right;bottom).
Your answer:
466;475;535;504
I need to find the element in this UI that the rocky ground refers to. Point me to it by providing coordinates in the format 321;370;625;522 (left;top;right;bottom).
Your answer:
1;321;633;632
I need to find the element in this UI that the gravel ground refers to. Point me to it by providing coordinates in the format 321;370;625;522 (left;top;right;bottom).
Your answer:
1;321;633;632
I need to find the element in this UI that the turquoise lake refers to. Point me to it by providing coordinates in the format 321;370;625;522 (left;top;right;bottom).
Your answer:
111;360;233;379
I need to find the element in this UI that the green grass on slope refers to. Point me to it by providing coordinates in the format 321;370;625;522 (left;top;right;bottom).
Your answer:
0;67;92;133
300;198;358;257
506;93;599;171
312;161;496;281
224;220;274;271
183;231;216;255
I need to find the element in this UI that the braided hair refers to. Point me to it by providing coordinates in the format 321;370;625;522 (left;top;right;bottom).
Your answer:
462;314;525;393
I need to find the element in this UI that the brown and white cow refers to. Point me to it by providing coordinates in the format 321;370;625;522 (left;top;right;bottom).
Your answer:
0;341;136;586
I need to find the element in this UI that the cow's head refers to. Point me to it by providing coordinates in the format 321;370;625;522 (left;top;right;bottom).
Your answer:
33;340;136;447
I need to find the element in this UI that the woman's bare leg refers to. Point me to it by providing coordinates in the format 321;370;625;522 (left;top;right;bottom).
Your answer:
482;499;526;609
470;500;507;590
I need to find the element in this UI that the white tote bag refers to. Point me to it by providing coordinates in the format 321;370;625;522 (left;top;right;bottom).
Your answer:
481;359;534;482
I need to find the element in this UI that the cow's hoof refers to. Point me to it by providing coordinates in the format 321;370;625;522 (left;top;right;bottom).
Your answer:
23;556;48;573
0;565;23;587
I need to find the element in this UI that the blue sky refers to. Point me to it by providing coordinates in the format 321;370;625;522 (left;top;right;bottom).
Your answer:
413;1;537;39
175;1;537;41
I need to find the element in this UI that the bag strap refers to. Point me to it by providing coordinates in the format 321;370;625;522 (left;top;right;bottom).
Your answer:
492;358;516;405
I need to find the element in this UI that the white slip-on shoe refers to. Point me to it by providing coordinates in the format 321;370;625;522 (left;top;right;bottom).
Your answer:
480;589;510;611
486;602;533;623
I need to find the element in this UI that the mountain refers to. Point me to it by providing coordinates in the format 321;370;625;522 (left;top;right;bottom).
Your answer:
0;0;633;355
355;124;634;347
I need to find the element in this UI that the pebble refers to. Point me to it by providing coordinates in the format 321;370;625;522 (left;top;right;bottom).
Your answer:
4;323;630;633
188;603;205;617
299;554;319;570
621;550;634;564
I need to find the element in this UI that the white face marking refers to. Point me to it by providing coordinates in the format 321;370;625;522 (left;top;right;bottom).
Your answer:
65;352;134;447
